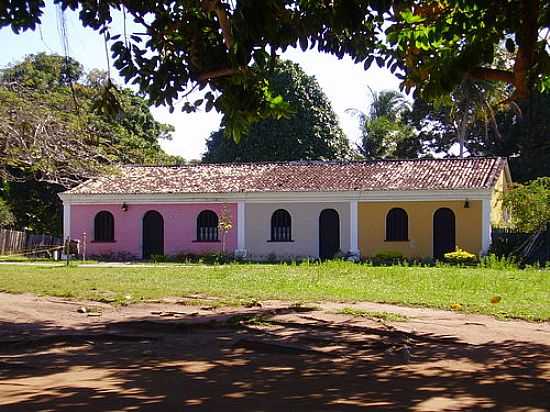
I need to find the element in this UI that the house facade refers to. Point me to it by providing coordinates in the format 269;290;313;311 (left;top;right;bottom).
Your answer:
59;157;511;261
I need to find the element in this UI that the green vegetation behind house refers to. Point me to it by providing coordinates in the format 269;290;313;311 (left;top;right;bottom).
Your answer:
0;261;548;321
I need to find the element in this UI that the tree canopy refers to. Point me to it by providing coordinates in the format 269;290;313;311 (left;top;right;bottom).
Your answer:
348;88;419;159
503;177;550;232
0;53;179;234
0;53;179;187
405;89;550;181
2;1;548;138
203;60;351;162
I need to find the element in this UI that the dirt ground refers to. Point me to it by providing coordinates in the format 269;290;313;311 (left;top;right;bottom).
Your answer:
0;292;549;411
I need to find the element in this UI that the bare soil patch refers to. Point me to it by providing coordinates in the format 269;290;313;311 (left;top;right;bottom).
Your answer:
0;292;549;411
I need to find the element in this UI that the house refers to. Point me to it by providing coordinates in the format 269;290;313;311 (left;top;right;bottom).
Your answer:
59;157;511;261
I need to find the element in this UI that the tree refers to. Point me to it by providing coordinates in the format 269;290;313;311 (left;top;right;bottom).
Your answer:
0;53;180;234
0;176;62;234
203;60;351;162
406;78;507;157
406;90;550;182
348;88;419;159
0;198;15;227
2;1;548;138
503;177;550;232
0;53;179;187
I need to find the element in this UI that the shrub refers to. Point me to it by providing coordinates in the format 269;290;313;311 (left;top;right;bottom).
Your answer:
150;254;168;263
200;252;233;265
89;252;137;262
368;251;405;266
374;251;403;260
478;254;518;270
444;248;477;265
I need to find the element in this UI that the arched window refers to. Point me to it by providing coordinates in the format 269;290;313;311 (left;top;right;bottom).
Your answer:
271;209;292;242
94;211;114;242
197;210;219;241
386;208;408;241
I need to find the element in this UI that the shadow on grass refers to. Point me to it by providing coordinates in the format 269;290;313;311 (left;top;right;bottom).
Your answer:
0;307;549;411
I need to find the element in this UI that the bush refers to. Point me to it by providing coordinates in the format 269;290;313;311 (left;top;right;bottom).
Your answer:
89;252;137;262
200;252;233;265
369;250;405;266
374;251;404;260
150;254;168;263
444;248;477;265
478;254;518;270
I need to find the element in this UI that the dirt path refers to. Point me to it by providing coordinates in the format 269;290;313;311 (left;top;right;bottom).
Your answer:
0;292;549;411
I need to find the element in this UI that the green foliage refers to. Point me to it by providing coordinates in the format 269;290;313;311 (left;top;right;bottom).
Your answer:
150;254;168;263
358;116;419;159
349;88;419;159
3;1;547;138
203;60;351;162
405;88;550;183
372;251;405;265
444;248;478;265
1;177;62;234
488;93;550;182
1;52;83;89
0;198;15;227
478;254;518;270
0;53;180;233
502;178;550;233
374;251;404;260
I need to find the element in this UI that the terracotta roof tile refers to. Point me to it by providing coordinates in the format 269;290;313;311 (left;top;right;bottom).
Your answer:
67;157;507;195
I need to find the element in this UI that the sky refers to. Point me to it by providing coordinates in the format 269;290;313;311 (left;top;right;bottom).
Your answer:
0;2;403;161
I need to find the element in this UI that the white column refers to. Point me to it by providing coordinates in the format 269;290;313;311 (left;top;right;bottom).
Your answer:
481;197;492;255
349;200;360;260
235;201;247;258
63;202;71;241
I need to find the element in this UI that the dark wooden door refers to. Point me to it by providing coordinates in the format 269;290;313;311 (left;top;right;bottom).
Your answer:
319;209;340;260
433;208;456;260
143;211;164;259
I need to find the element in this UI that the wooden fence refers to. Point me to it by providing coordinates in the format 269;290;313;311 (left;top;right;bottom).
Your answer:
0;228;63;256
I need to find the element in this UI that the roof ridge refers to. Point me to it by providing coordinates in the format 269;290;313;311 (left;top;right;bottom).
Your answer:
121;156;503;168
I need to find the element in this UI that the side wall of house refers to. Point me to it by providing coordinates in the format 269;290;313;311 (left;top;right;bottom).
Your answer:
358;200;483;258
491;170;509;226
70;203;237;258
244;202;351;260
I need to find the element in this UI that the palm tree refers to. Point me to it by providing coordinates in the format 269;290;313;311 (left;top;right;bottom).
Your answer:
346;87;414;159
346;87;410;124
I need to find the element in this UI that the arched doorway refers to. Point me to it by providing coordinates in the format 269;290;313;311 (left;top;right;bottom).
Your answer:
319;209;340;259
433;208;456;260
143;210;164;259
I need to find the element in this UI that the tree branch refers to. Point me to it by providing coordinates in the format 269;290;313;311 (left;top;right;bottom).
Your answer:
467;67;515;83
512;0;540;100
201;0;233;50
197;67;240;82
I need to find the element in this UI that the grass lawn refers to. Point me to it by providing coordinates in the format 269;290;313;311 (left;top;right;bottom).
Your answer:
0;261;548;321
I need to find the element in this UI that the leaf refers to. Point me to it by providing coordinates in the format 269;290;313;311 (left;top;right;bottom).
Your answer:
299;36;308;52
490;296;502;304
505;38;515;53
364;55;374;70
399;10;426;24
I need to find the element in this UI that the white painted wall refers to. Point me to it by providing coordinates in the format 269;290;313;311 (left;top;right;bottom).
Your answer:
245;202;350;260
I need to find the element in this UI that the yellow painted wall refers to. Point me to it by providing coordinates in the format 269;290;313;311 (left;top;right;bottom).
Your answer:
491;170;509;226
358;200;482;258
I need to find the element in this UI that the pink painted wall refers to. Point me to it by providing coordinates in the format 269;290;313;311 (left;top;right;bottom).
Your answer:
70;203;237;258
